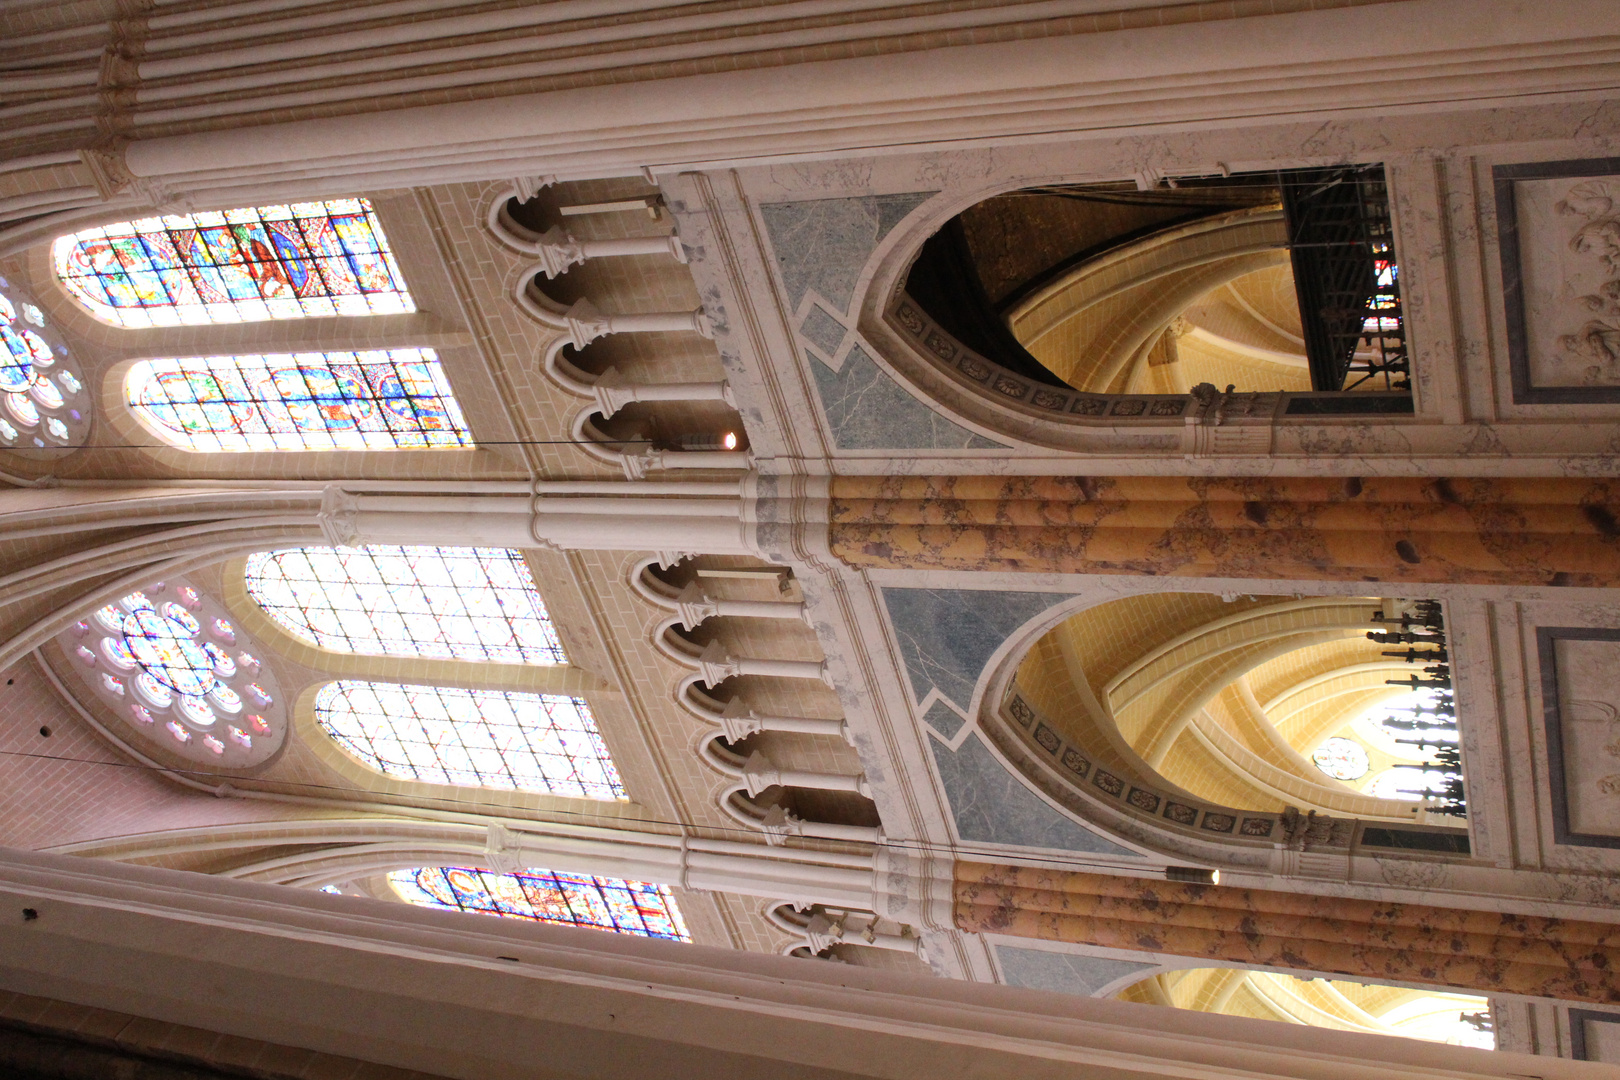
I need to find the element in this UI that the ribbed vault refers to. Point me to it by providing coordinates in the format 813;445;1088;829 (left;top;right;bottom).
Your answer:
1011;593;1442;820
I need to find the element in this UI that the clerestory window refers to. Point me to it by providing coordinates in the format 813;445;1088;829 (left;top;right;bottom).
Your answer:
125;350;469;453
389;866;689;940
54;200;411;328
314;681;624;799
246;546;563;664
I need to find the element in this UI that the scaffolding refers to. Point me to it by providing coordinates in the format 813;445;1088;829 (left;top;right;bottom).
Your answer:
1281;166;1409;392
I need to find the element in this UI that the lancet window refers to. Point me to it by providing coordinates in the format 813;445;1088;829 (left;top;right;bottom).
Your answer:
125;350;471;452
53;200;412;327
314;681;624;799
246;546;564;664
389;866;689;940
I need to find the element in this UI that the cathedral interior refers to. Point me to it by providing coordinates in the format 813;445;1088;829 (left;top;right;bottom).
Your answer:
2;1;1620;1077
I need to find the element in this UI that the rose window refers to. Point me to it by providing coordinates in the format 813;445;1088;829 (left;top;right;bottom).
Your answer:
1310;736;1371;781
0;274;90;453
58;579;286;767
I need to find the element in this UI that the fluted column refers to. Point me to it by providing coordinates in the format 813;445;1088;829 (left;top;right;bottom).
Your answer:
6;844;1567;1080
319;488;754;556
954;861;1620;1004
5;0;1607;219
827;475;1620;587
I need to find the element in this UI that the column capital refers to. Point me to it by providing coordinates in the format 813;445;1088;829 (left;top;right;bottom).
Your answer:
535;225;587;278
675;582;720;630
697;640;741;686
564;297;612;350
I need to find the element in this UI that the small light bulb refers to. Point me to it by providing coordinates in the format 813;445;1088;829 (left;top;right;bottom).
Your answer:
722;431;738;450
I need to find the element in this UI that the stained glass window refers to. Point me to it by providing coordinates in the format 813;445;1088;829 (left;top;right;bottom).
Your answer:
315;681;624;798
1311;736;1370;781
63;581;286;766
53;199;412;328
0;276;88;450
245;546;564;664
125;349;471;452
389;866;688;940
123;605;216;697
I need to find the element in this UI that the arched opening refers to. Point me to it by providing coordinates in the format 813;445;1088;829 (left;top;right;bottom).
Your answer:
1116;968;1492;1049
988;592;1466;853
900;167;1410;415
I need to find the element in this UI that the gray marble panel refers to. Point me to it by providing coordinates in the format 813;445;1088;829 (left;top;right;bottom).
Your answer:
760;192;933;313
1538;627;1620;847
799;304;847;357
930;732;1132;855
883;587;1070;708
922;699;966;740
995;946;1155;997
810;346;1003;451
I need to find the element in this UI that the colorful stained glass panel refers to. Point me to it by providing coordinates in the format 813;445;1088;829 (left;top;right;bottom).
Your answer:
389;866;689;941
122;603;217;697
52;200;413;328
315;681;624;799
0;294;60;407
245;546;566;664
125;349;471;452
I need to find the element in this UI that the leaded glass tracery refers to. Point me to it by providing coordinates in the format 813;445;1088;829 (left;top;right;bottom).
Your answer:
126;349;471;452
315;681;623;798
0;274;88;451
245;546;565;664
60;580;286;767
53;199;412;328
389;866;688;941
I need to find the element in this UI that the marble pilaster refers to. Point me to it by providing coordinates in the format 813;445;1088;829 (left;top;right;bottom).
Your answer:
955;861;1620;1003
829;475;1620;587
